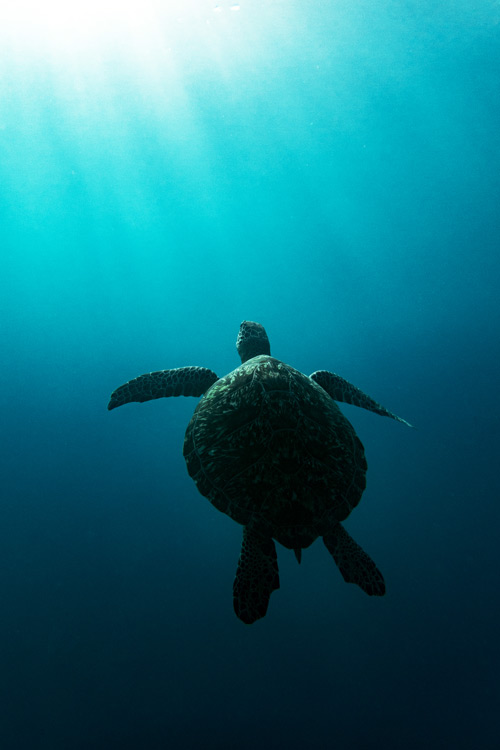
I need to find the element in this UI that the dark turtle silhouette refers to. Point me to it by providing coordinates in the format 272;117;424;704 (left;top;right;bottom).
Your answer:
108;321;411;624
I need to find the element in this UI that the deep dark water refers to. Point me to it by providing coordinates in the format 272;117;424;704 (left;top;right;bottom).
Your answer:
1;1;500;748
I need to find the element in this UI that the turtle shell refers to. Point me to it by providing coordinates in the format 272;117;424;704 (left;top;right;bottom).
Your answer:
183;355;367;550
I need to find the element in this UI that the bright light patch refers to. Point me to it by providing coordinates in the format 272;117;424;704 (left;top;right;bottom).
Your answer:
0;0;235;59
1;0;150;35
0;0;254;118
0;0;161;57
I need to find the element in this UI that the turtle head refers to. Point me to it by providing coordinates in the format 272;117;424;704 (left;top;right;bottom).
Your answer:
236;321;271;363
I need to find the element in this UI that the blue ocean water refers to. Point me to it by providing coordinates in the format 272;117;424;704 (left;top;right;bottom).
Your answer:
1;1;499;747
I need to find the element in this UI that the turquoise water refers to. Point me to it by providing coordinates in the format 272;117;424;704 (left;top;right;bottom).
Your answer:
1;1;499;747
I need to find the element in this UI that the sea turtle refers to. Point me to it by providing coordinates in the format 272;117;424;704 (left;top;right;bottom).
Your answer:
108;321;411;624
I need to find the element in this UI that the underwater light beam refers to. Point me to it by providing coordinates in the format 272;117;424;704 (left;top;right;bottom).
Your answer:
0;0;222;55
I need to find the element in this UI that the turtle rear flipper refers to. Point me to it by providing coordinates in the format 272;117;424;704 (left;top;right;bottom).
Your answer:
233;526;280;624
323;523;385;596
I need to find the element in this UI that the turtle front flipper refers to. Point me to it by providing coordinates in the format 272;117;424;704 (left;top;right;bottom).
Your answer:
233;526;280;624
323;523;385;596
310;370;413;427
108;367;219;410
